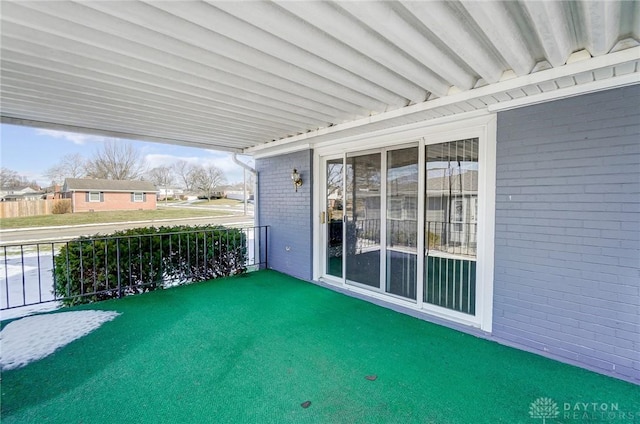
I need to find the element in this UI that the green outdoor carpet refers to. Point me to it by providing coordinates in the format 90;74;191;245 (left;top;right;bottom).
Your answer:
1;270;638;423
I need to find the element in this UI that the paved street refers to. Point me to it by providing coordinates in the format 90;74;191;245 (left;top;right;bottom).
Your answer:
0;214;255;245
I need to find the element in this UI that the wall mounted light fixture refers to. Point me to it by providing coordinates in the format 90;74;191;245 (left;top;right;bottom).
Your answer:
291;168;302;192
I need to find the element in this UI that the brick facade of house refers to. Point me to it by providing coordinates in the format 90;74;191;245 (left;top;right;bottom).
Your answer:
256;149;314;281
68;191;156;213
493;85;640;382
62;178;157;213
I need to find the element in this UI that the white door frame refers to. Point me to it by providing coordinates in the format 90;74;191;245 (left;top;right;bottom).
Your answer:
318;153;346;285
313;113;496;332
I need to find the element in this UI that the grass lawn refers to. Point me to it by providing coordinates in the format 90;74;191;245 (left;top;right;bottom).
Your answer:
2;270;638;423
0;208;231;230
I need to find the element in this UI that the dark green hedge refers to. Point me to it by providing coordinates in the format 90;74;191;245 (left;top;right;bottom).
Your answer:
53;225;246;306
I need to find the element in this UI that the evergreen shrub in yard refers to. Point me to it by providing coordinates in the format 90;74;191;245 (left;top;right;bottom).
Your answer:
53;225;247;306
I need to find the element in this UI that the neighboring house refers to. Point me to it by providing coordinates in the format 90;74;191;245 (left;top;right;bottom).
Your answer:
62;178;157;212
2;192;45;201
0;186;43;201
157;187;184;200
43;184;63;200
225;190;253;201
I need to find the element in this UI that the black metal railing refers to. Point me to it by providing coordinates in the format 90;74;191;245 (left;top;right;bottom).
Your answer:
426;221;477;258
1;226;267;313
425;221;477;315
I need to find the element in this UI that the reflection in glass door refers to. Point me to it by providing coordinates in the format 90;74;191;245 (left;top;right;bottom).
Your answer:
320;135;484;322
424;139;478;315
345;153;381;288
326;159;344;278
386;147;418;299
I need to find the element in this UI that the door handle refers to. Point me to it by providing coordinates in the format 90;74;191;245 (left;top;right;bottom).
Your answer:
321;211;326;224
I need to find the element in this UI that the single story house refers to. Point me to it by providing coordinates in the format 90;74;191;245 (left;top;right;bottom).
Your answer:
62;178;157;212
43;184;63;200
1;1;638;384
157;187;184;200
0;186;42;201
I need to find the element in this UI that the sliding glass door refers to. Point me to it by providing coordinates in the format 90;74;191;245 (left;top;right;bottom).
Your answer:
345;152;381;288
320;137;481;318
386;147;418;300
424;139;478;315
325;158;344;278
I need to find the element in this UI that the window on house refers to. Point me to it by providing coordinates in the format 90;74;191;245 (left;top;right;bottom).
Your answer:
388;198;403;220
133;192;144;202
452;199;464;232
404;197;417;220
88;191;101;202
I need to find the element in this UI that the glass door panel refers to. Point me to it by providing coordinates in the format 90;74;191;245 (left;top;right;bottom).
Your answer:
326;158;344;278
424;139;478;315
345;153;381;288
386;147;418;300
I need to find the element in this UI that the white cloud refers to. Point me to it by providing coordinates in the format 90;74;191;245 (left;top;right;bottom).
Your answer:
35;129;112;145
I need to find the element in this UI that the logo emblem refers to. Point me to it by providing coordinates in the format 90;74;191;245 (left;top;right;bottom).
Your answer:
529;397;559;423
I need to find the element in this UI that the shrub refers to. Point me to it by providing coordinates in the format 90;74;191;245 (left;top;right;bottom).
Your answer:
53;225;247;306
52;199;72;214
427;231;441;249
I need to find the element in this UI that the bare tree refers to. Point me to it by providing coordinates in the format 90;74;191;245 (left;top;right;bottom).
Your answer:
191;164;227;200
0;167;19;189
85;142;146;180
0;167;35;189
146;166;175;188
44;153;87;184
173;160;197;191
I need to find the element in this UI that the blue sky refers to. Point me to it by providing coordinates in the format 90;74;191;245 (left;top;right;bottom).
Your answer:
0;124;253;186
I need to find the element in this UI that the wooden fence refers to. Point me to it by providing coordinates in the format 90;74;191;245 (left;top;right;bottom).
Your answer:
0;199;72;219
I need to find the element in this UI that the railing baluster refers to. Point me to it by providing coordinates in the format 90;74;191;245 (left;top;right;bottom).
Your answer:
79;240;84;296
186;233;191;280
178;233;182;280
128;237;132;291
66;242;71;299
92;240;97;296
149;233;153;284
116;238;122;298
3;246;9;308
159;234;164;286
168;234;173;284
195;232;199;279
138;236;143;286
51;243;57;301
36;244;42;303
210;230;215;275
203;232;208;278
20;245;26;306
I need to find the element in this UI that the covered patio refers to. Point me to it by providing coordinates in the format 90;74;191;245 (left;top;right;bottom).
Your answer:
1;0;639;389
2;270;638;423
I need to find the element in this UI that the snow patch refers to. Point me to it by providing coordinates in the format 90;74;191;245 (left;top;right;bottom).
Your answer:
0;310;120;370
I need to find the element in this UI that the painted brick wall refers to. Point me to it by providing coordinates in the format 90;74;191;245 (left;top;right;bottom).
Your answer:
71;191;156;212
494;85;640;382
256;150;313;281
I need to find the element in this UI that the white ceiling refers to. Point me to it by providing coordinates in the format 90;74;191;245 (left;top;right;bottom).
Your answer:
1;1;638;153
